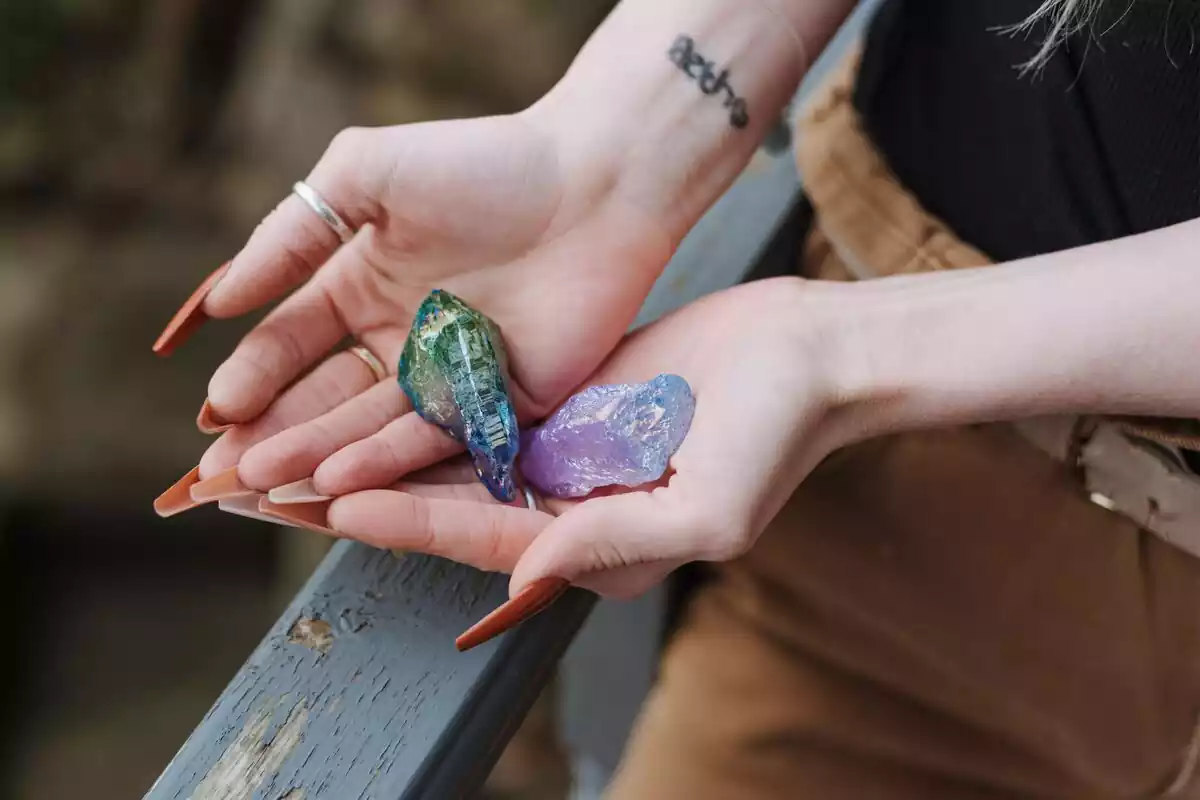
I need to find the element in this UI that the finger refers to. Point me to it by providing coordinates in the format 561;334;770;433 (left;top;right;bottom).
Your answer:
579;560;688;598
269;456;481;504
509;487;730;600
453;531;683;651
401;457;580;514
312;412;462;496
388;482;488;503
205;274;351;423
392;473;538;505
327;490;550;574
510;356;780;600
204;127;385;318
198;349;386;481
336;478;645;597
234;378;406;490
404;458;486;485
453;556;686;651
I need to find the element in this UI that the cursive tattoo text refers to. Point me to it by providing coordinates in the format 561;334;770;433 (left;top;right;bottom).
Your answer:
667;34;749;129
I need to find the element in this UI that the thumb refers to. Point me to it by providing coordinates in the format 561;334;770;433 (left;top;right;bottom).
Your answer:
511;489;719;601
455;488;723;651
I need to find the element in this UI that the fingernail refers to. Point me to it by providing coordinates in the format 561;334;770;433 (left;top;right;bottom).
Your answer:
455;577;570;652
197;398;235;434
213;494;295;525
154;466;203;517
152;262;230;357
258;497;336;535
219;494;301;527
267;478;332;505
189;466;253;504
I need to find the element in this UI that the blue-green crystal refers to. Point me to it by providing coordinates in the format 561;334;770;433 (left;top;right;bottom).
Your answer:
397;290;520;502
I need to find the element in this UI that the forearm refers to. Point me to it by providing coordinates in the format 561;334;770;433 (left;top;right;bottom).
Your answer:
526;0;855;243
821;218;1200;438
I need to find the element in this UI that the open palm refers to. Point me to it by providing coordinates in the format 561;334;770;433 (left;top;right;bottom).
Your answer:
182;112;673;489
319;278;845;602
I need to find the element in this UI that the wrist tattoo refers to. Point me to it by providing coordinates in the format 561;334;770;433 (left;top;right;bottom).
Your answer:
667;34;749;129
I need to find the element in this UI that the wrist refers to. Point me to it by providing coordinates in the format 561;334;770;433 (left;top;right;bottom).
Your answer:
798;274;991;445
776;278;886;450
803;225;1200;442
523;0;845;245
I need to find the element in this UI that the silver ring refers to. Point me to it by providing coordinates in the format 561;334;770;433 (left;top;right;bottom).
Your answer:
292;181;355;244
348;344;387;382
522;484;539;511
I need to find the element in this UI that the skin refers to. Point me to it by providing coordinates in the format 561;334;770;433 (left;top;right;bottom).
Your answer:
186;0;1200;600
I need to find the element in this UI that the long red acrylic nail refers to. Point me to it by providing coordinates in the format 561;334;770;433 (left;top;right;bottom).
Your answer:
455;577;570;652
189;466;253;504
152;262;230;357
196;398;235;434
258;498;337;535
218;493;301;527
153;466;202;517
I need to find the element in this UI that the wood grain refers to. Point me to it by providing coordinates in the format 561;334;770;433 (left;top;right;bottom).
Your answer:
145;542;594;800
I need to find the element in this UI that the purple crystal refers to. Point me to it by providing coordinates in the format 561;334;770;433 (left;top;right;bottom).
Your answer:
519;374;695;499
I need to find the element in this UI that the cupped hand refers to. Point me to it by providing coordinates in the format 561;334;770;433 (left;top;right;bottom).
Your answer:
321;277;858;601
176;110;673;487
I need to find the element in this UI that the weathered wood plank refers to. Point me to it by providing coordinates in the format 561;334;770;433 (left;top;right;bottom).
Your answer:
146;542;594;800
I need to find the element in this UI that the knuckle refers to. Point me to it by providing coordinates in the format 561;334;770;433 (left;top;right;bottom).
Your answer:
586;537;640;574
228;346;276;393
479;515;508;571
276;229;328;282
380;425;410;475
344;437;388;487
296;417;343;464
327;126;371;160
318;443;368;493
371;386;406;423
260;320;308;378
306;364;351;412
408;499;435;551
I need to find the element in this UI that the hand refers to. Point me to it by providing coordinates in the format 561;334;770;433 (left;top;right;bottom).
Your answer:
153;0;848;510
160;110;675;490
320;276;855;601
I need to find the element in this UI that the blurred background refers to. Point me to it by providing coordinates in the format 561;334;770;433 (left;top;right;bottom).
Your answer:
0;1;617;797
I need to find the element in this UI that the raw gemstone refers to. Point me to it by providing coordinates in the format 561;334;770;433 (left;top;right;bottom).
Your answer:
519;374;695;499
397;289;520;502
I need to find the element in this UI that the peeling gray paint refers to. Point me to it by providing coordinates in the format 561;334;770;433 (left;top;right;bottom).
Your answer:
193;702;309;800
288;618;334;654
145;543;593;799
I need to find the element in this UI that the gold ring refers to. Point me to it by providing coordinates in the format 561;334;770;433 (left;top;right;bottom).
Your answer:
348;345;387;382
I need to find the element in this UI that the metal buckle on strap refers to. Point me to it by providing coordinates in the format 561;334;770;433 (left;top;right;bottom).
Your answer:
793;44;1200;562
1014;416;1200;560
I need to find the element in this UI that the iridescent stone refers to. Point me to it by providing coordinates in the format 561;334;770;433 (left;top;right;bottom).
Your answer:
398;289;520;502
519;374;695;499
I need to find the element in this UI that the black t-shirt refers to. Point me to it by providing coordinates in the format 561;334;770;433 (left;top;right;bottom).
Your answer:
854;0;1200;262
